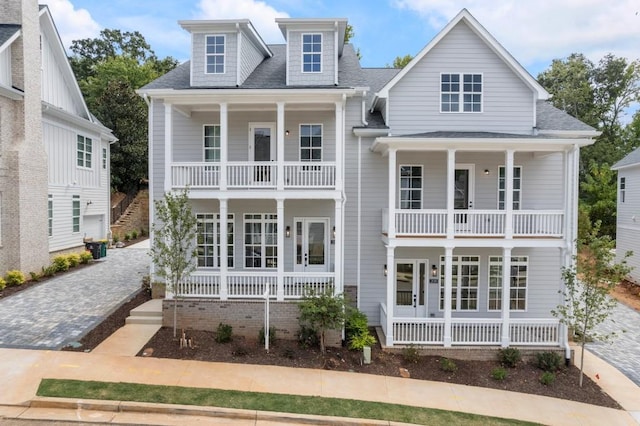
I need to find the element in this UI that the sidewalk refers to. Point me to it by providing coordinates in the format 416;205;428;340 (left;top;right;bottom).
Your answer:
0;345;638;426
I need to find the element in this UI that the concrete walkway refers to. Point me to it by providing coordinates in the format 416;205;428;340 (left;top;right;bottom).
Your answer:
588;299;640;386
0;245;150;350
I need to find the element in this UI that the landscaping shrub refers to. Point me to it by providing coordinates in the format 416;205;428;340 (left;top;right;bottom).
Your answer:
498;347;521;368
52;256;70;272
79;251;93;264
345;308;376;350
491;367;508;381
113;234;120;243
349;332;376;350
258;327;276;346
402;344;420;364
298;325;319;348
41;265;56;277
540;371;556;385
215;323;233;343
5;270;26;287
0;277;5;290
140;228;147;236
535;352;563;372
131;230;139;239
29;271;40;282
440;358;457;373
124;233;131;242
66;253;81;268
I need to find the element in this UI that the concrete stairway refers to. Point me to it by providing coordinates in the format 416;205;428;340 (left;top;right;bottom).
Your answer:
125;298;163;325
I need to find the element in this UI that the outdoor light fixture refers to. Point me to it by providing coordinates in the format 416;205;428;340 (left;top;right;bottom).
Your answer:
332;226;336;239
431;264;438;277
285;226;291;238
86;200;93;206
285;130;290;136
484;169;490;175
384;264;388;276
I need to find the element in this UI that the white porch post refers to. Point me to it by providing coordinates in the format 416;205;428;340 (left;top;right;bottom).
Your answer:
385;246;395;346
446;149;456;239
277;102;285;191
219;199;229;300
164;103;173;192
500;247;512;347
335;100;344;190
388;149;396;238
443;246;454;347
334;198;343;295
505;150;514;238
220;103;228;190
277;198;285;301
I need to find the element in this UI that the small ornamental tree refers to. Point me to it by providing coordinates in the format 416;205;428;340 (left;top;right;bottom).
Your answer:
150;188;198;337
298;289;347;354
553;222;632;386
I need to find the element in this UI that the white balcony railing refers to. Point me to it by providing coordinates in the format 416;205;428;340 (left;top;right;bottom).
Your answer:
227;162;277;188
284;162;336;188
513;211;564;237
172;163;220;188
509;319;560;346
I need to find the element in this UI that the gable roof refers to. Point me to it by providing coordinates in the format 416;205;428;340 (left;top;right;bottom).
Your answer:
536;101;597;134
612;147;640;170
276;18;348;57
0;24;21;52
374;9;550;103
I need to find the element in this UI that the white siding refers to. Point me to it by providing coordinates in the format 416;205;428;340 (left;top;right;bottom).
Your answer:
40;31;83;115
191;32;238;87
388;21;534;134
616;166;640;283
287;31;335;86
239;33;265;85
0;48;11;86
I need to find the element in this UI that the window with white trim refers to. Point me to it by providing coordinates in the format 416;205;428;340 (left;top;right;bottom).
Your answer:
399;165;422;209
620;177;626;203
244;214;277;268
439;256;480;311
488;256;528;311
300;124;322;161
205;35;225;74
196;213;234;268
498;166;522;210
203;125;221;162
302;33;322;73
77;135;92;168
441;73;482;112
48;194;53;237
72;195;80;233
102;148;107;169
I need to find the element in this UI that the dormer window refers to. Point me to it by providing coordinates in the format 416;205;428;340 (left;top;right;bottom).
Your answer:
302;34;322;73
206;35;225;74
441;73;482;112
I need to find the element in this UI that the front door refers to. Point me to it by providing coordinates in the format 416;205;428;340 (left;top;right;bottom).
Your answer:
294;218;329;272
394;260;427;317
454;164;474;231
249;123;276;183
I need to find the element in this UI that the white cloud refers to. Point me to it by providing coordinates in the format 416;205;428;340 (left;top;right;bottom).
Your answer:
392;0;640;67
196;0;289;44
45;0;101;50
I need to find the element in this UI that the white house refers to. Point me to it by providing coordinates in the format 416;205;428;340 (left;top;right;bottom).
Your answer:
612;148;640;282
0;0;115;274
139;9;597;354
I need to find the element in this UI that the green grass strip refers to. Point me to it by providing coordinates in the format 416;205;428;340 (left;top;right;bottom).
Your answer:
38;379;537;426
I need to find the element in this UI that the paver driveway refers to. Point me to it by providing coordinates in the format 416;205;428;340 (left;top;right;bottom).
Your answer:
0;246;149;350
587;299;640;386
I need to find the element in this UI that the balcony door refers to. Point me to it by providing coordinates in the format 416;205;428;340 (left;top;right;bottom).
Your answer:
394;260;427;317
454;164;474;231
294;218;329;273
249;123;275;183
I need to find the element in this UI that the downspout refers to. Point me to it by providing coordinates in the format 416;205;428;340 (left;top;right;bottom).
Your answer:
358;91;366;308
361;91;368;126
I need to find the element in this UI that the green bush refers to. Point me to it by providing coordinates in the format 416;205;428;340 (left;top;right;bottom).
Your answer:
0;277;5;290
124;233;131;242
52;256;70;272
498;347;521;368
113;234;120;243
131;229;139;239
80;251;93;264
29;271;40;282
215;323;233;343
67;253;81;268
535;352;563;372
402;344;420;364
259;327;276;346
298;325;319;348
540;371;556;385
440;358;457;373
140;228;147;237
41;265;56;277
349;333;376;350
345;308;376;350
491;367;508;381
5;270;26;287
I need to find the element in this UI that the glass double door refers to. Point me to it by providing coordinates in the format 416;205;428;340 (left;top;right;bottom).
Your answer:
294;218;329;273
394;260;428;317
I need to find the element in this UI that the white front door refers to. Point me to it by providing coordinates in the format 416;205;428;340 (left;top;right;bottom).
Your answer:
394;260;427;317
294;218;329;273
454;164;475;231
249;123;276;183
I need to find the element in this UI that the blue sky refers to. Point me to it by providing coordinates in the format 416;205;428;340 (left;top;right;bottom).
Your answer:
47;0;640;79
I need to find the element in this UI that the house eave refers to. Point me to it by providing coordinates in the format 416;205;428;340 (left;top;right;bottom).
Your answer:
137;87;357;104
42;102;116;141
0;84;24;100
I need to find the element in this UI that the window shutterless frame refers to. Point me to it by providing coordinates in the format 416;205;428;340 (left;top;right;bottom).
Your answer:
440;72;483;113
301;33;322;73
488;256;528;312
205;34;225;74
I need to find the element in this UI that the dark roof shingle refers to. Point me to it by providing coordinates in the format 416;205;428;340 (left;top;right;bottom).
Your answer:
0;24;21;47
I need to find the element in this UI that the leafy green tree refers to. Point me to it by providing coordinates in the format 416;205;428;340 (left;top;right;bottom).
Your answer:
344;24;361;60
387;54;413;69
580;162;618;238
298;289;347;354
552;223;632;387
150;189;198;337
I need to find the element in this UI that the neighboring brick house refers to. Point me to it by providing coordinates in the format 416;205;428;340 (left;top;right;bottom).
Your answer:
139;10;597;354
0;0;115;274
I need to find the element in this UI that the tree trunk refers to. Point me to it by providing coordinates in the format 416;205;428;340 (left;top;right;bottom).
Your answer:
173;298;177;338
320;329;325;354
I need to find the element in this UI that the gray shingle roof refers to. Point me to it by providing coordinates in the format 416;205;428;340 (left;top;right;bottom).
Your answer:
536;100;596;132
612;147;640;170
0;24;20;47
395;131;560;139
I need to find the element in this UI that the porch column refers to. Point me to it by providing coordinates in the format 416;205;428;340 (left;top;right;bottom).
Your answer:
335;99;344;190
446;149;456;239
219;199;229;300
500;247;512;347
164;103;173;192
334;198;343;295
277;102;285;191
220;103;228;190
443;246;454;347
562;149;571;244
276;198;285;301
388;149;397;239
570;145;580;259
504;150;514;238
385;246;395;346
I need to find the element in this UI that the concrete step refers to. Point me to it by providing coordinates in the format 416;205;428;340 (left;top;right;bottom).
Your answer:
130;299;163;316
125;315;162;325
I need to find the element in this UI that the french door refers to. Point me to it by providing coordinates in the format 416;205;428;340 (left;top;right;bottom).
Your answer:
394;260;427;317
454;164;474;231
249;123;275;183
294;218;329;273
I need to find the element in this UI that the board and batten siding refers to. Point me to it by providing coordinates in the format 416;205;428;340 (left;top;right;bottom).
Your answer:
387;21;534;135
616;165;640;282
0;48;11;86
40;31;83;116
191;32;238;87
239;33;265;85
287;31;335;86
